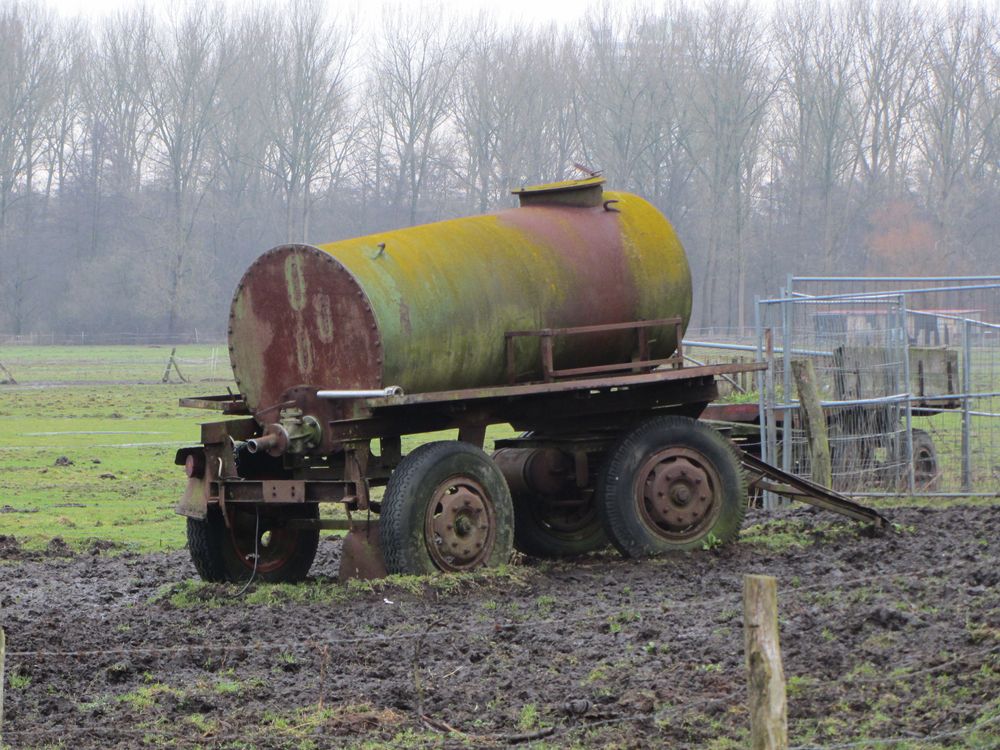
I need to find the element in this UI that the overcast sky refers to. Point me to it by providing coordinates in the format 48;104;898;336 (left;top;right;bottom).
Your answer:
47;0;608;25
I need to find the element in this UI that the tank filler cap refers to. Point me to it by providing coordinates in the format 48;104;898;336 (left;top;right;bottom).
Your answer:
512;177;605;208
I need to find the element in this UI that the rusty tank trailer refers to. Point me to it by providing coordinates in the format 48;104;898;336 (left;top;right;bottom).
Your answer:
229;179;692;413
175;177;883;584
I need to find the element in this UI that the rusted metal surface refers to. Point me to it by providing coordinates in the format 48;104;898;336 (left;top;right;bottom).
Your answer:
701;402;765;423
229;244;383;416
637;447;720;541
220;478;353;504
178;394;249;414
739;451;889;530
228;180;692;416
308;366;739;445
200;418;257;444
425;477;496;571
511;176;606;207
177;178;802;580
339;524;388;581
197;362;761;457
493;446;598;531
176;476;208;519
504;318;685;384
361;362;763;409
493;447;572;497
225;506;302;575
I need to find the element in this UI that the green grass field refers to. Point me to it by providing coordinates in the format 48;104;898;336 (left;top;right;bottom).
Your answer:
0;345;518;552
2;345;996;553
0;346;226;551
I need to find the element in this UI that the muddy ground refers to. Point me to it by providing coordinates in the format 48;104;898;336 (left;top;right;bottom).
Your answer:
1;505;998;749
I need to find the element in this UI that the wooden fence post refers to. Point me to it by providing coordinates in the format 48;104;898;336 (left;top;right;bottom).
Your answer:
0;360;15;385
791;359;832;487
161;348;188;384
744;574;788;750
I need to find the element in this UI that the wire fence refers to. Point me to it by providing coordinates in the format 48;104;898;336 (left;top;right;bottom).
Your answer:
0;331;225;346
0;345;233;385
687;277;1000;499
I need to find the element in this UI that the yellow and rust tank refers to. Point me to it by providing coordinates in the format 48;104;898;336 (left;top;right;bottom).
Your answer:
229;178;692;414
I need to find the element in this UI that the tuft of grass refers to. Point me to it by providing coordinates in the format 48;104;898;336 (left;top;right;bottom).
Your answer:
116;683;178;711
738;518;857;551
151;563;533;610
517;703;540;731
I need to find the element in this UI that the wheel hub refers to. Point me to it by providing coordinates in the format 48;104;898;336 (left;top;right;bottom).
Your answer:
426;480;494;571
228;510;297;574
638;450;719;538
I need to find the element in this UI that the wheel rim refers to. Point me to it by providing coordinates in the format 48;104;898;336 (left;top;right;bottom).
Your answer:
634;447;722;542
227;508;299;574
424;476;496;571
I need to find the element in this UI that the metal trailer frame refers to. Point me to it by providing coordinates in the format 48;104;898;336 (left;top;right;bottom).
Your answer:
175;319;887;582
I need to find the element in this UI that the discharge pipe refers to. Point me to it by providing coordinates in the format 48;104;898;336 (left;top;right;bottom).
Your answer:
317;387;404;399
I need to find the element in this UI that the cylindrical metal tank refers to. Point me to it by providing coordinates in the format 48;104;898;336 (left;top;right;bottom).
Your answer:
229;179;692;414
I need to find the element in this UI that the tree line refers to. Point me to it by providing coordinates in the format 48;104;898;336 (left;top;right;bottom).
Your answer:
0;0;998;336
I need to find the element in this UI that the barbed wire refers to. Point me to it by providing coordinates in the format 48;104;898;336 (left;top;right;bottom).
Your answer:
0;689;748;746
4;558;996;748
4;638;996;746
8;682;997;748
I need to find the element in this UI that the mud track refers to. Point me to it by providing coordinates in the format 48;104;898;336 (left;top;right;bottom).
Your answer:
2;505;998;748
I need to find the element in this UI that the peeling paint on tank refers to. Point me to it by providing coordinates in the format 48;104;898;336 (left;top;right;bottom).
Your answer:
230;188;691;409
295;322;315;374
229;285;271;403
314;294;334;343
285;254;307;312
399;301;412;335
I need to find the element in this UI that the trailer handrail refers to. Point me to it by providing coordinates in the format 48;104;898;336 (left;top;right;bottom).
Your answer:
504;317;685;384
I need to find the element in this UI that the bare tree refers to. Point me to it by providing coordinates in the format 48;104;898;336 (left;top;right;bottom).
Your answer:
772;0;861;274
86;9;155;199
140;3;231;334
574;7;663;193
257;0;354;242
851;0;925;201
370;6;460;226
0;1;61;333
675;1;777;327
915;4;999;267
2;0;1000;337
451;17;518;213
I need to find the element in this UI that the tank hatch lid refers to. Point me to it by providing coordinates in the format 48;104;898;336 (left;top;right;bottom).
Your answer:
512;177;605;208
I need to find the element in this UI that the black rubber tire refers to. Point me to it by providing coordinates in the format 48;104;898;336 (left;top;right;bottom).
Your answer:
512;491;607;558
186;506;229;582
380;441;514;575
911;428;940;491
218;504;320;584
597;416;748;557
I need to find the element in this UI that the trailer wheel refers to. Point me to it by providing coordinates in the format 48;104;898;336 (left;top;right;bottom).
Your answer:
186;506;229;582
512;492;607;558
597;416;747;557
912;428;940;491
380;442;514;575
214;504;319;583
222;504;319;583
